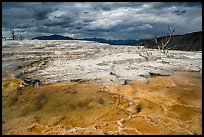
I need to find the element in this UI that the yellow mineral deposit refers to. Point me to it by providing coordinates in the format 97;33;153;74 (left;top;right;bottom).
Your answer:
2;71;202;135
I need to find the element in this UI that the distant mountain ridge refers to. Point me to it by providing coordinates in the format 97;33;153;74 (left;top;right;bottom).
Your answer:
81;38;137;45
32;35;138;45
33;34;74;40
137;31;202;51
32;31;202;50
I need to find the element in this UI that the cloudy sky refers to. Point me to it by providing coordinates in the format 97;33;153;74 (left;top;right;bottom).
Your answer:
2;2;202;40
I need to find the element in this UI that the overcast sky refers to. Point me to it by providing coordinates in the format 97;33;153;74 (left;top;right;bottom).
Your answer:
2;2;202;40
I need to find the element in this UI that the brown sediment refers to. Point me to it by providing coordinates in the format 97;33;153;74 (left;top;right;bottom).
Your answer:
2;71;202;135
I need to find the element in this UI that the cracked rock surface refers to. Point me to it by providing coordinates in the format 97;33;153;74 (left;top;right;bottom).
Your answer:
2;40;202;135
2;40;202;85
2;71;202;135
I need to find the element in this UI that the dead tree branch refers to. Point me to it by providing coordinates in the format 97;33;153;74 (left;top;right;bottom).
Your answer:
153;25;175;54
161;25;175;53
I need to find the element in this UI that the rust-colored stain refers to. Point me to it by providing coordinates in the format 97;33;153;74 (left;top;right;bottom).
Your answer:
2;71;202;135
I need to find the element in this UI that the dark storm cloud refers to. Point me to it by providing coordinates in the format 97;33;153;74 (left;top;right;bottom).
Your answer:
32;8;58;20
102;7;111;11
2;2;202;40
83;11;89;14
180;2;202;7
172;10;186;15
43;16;74;27
150;2;201;9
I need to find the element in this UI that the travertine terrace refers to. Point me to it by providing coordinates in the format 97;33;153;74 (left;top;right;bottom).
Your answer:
2;40;202;85
2;40;202;135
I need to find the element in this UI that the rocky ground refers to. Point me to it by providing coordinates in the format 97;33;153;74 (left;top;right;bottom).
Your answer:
2;40;202;135
2;40;202;85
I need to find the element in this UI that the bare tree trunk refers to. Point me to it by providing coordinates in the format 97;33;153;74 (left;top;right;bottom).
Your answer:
10;29;15;40
153;35;161;51
162;34;172;53
20;35;23;40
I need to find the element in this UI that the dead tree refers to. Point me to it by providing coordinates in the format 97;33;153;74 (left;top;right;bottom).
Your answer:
153;25;175;54
20;35;23;40
10;29;16;40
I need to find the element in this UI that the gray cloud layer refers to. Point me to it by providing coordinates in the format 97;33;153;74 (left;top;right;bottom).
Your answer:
2;2;202;40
